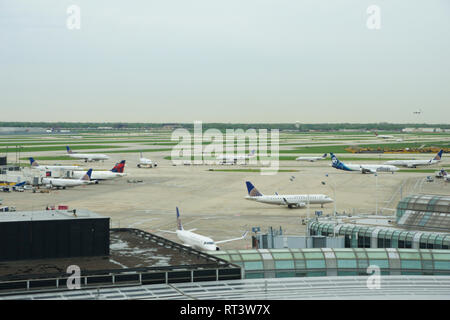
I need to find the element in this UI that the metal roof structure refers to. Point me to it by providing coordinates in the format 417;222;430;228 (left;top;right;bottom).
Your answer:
396;194;450;231
211;248;450;278
309;220;450;249
2;276;449;300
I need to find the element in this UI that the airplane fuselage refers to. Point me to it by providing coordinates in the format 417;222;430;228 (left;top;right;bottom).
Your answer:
68;154;109;162
71;170;125;180
246;194;333;207
384;159;440;168
176;230;218;251
42;178;90;188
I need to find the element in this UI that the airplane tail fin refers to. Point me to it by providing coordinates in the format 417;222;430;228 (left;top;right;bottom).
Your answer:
249;149;256;156
111;160;126;173
246;181;263;197
322;153;327;158
14;181;26;187
176;207;183;231
433;150;443;161
29;157;39;167
66;146;73;154
330;153;341;168
80;169;92;181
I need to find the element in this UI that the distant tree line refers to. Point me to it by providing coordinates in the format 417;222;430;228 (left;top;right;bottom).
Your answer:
0;122;449;132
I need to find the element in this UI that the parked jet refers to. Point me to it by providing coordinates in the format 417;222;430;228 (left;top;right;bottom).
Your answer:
159;207;248;251
216;149;256;164
42;169;93;189
29;157;82;171
71;161;126;181
374;132;394;139
66;146;109;162
331;153;398;174
296;153;327;162
137;152;157;168
384;150;443;168
245;181;333;209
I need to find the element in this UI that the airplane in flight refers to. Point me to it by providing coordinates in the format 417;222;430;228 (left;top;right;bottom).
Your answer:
66;146;110;162
137;152;157;168
71;161;127;181
384;150;443;168
29;157;83;171
374;132;394;139
42;169;93;189
330;153;398;174
159;207;248;251
296;153;327;162
245;181;334;209
216;149;256;165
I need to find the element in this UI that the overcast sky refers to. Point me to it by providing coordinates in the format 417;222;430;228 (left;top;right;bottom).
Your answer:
1;0;449;123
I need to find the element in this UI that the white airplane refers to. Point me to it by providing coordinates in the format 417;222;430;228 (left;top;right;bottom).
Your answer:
137;152;157;168
42;169;93;189
245;181;334;209
216;149;256;164
66;146;109;162
71;161;126;181
296;153;327;162
384;150;443;168
374;132;394;139
331;153;398;174
159;208;248;251
29;157;83;171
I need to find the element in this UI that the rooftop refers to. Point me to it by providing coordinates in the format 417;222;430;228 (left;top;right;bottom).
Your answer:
0;209;106;222
2;276;449;300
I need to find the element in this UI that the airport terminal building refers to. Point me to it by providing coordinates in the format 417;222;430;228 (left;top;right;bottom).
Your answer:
308;194;450;250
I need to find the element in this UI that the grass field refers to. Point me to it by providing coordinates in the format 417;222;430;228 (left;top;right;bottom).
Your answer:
207;169;299;173
0;145;122;153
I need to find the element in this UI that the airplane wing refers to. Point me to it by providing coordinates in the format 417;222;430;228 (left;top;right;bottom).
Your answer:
157;229;177;234
282;198;306;208
215;231;248;245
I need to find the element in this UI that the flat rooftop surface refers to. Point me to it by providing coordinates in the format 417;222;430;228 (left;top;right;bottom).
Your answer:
0;209;105;222
0;229;221;280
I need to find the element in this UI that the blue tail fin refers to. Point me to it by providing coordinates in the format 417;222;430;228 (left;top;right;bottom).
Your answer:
330;153;340;167
246;181;262;197
322;153;327;158
14;181;26;187
66;146;73;154
29;157;38;167
176;207;183;231
81;169;93;181
433;149;443;161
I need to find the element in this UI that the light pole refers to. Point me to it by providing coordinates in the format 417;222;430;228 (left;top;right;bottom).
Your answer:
324;173;337;237
325;173;337;218
375;172;378;216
